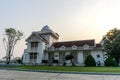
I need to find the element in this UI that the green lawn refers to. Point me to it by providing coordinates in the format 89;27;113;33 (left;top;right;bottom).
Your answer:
11;66;120;73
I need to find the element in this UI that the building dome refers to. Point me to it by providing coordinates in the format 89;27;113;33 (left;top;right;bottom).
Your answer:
41;25;51;31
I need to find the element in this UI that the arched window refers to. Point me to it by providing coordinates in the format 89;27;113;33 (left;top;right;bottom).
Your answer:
83;44;89;50
60;46;66;50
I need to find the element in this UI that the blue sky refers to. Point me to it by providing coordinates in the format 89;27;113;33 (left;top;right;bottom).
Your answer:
1;0;120;59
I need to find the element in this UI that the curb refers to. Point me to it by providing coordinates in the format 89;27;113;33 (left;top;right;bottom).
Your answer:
0;68;120;75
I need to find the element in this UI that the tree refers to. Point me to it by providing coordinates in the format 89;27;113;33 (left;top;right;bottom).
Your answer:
84;55;96;66
3;28;23;64
103;28;120;65
105;56;116;66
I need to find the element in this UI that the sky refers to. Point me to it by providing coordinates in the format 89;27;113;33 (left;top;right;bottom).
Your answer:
1;0;120;59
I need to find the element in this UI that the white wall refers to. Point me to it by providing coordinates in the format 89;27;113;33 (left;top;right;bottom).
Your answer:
23;34;47;64
22;48;30;64
41;34;58;47
50;35;58;45
91;50;104;66
77;51;84;66
37;41;46;64
23;52;29;63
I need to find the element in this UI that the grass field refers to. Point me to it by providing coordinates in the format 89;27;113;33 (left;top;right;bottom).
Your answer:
11;66;120;73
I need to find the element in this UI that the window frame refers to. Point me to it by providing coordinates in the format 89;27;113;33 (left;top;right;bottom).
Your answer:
29;53;37;60
31;42;38;48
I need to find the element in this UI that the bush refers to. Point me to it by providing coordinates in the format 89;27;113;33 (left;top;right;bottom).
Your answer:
105;56;117;66
84;55;96;66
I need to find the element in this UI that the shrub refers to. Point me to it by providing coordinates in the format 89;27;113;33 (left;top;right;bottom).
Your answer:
105;56;117;66
84;55;96;66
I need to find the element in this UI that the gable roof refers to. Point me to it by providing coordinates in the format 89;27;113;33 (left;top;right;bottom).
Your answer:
36;30;59;39
51;39;95;48
26;32;48;43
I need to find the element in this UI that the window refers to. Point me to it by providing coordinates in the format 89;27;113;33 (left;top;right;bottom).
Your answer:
55;55;58;57
60;46;66;50
72;45;77;49
97;55;100;58
31;42;38;48
83;44;89;50
30;53;37;59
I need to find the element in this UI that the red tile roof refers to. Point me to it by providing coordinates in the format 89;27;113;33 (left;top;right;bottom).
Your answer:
51;39;95;48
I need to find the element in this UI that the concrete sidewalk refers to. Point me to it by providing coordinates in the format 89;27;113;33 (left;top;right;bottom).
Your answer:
0;69;120;80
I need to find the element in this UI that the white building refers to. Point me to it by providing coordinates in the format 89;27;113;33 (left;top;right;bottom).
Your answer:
22;25;105;66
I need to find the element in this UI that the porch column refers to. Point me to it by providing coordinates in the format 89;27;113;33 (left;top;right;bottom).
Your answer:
77;51;84;66
59;52;65;64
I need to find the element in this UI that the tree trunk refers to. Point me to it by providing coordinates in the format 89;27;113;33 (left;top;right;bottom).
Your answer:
6;51;11;64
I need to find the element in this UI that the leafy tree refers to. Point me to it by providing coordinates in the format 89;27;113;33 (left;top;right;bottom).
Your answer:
105;56;116;66
103;28;120;65
84;55;96;66
3;28;23;64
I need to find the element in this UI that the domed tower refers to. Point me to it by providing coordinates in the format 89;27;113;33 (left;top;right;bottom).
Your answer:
38;25;59;47
41;25;51;31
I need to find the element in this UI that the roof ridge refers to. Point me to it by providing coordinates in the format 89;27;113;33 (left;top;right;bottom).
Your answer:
53;39;95;43
51;39;95;48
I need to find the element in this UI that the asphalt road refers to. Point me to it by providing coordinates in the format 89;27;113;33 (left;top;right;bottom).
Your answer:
0;70;120;80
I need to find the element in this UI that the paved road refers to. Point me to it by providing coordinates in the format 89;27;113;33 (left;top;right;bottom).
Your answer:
0;70;120;80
